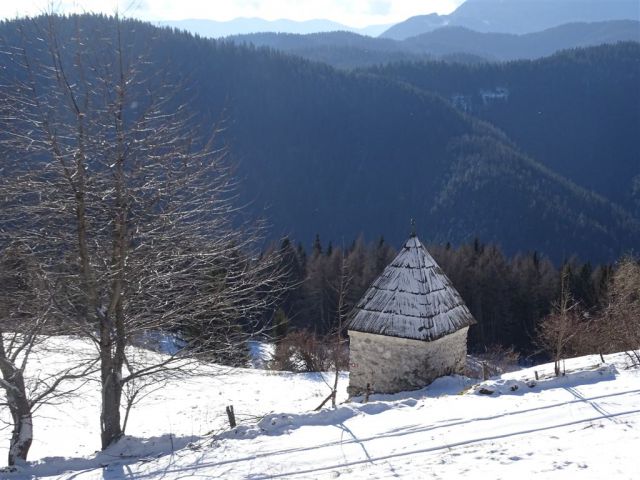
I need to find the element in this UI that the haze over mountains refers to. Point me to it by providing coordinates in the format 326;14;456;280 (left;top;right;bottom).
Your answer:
159;18;391;38
159;0;640;41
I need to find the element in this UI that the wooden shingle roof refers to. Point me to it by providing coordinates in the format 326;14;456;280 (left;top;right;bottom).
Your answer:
348;235;476;342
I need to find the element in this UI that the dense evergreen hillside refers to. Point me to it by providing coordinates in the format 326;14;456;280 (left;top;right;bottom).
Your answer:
367;42;640;215
226;31;436;69
1;15;638;262
228;21;639;68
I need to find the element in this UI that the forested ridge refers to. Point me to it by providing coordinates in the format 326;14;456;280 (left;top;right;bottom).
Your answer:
1;15;638;262
367;42;640;215
228;20;639;67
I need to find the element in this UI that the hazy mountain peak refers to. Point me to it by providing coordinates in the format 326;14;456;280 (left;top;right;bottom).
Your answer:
158;17;391;38
381;0;640;39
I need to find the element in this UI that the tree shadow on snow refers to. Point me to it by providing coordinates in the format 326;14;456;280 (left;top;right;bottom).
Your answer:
126;386;640;480
9;433;199;480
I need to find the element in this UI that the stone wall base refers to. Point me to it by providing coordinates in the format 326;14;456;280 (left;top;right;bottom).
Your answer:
347;327;469;396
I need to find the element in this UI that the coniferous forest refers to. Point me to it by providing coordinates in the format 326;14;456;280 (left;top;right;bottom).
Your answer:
266;235;621;361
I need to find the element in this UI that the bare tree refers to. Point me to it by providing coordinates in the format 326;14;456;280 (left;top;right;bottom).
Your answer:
1;13;284;451
0;244;96;466
316;250;350;410
597;257;640;366
536;271;583;376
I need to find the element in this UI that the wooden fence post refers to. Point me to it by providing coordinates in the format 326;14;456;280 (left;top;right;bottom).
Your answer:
364;383;371;403
226;405;236;429
482;361;489;381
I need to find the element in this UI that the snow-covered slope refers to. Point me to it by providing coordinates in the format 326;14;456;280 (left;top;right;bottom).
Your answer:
2;337;639;479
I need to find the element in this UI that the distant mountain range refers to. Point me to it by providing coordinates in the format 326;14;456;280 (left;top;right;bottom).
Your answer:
2;16;638;262
228;21;640;67
158;18;391;38
405;20;640;61
382;0;640;39
157;1;640;41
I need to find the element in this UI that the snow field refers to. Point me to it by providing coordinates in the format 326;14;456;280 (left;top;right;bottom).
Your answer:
2;337;639;479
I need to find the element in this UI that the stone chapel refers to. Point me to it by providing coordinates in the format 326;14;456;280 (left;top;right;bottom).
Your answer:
347;233;476;395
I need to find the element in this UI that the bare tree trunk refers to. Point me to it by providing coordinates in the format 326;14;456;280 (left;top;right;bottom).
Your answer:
0;353;33;466
100;365;123;449
100;309;124;448
8;391;33;466
0;331;28;466
331;368;339;409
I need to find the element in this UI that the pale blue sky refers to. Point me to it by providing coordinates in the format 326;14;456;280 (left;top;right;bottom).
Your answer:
0;1;465;27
